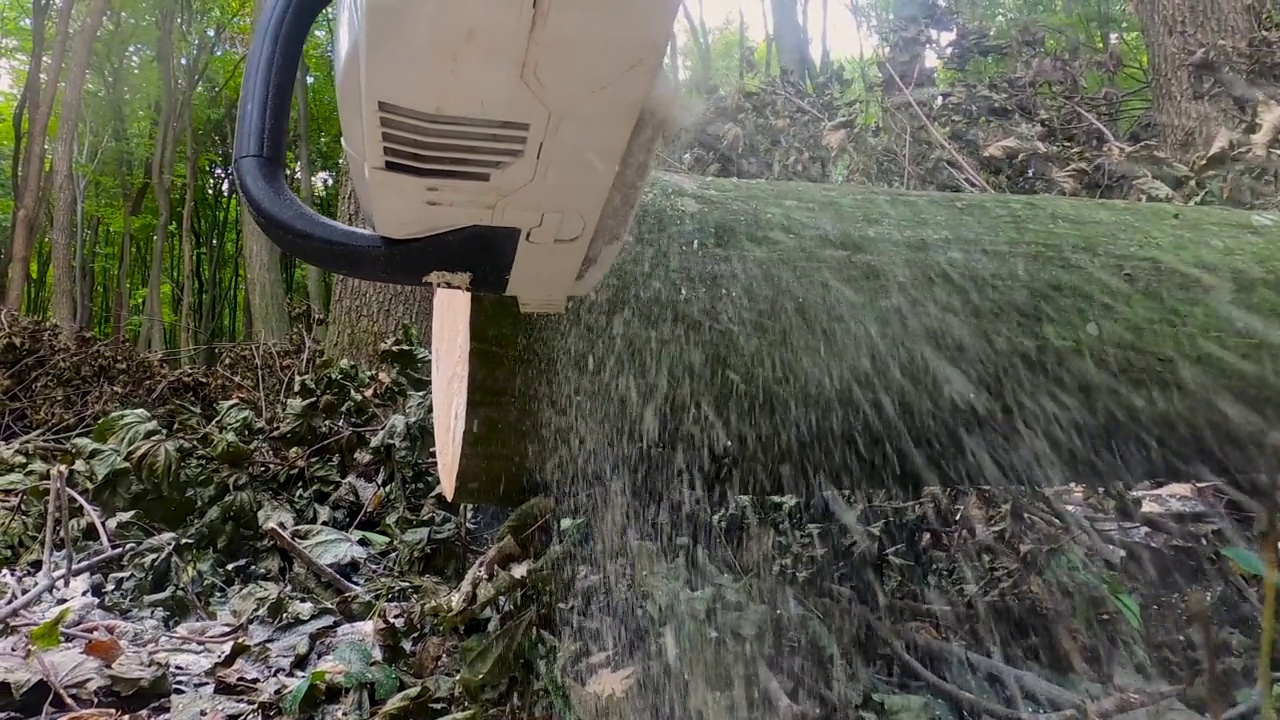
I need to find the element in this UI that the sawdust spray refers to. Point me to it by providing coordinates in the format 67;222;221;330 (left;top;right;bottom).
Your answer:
538;82;1280;720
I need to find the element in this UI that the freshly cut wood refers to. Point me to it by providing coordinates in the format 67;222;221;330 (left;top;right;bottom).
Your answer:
434;172;1280;505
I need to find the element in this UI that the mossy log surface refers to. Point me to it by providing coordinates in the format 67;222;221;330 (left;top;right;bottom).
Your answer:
437;172;1280;505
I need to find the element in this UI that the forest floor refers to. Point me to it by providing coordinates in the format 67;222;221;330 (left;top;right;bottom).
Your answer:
0;315;1273;719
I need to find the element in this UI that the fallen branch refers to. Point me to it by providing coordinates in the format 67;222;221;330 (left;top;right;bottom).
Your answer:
905;632;1082;710
264;523;367;598
757;660;816;719
0;545;134;624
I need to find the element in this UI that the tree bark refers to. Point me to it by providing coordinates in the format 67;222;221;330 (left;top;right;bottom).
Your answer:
179;108;197;361
295;59;327;337
48;0;109;334
2;0;48;298
138;3;178;353
437;173;1280;505
78;214;99;326
770;0;813;85
322;168;433;365
238;0;291;343
1130;0;1261;152
5;0;76;310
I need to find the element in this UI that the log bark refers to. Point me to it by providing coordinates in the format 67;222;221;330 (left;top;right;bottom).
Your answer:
435;173;1280;505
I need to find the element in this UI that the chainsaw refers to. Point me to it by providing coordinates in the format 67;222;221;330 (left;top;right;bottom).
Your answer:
233;0;682;313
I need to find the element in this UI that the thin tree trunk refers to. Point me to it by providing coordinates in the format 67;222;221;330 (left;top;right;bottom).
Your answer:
79;215;99;326
179;115;197;360
5;0;77;310
49;0;109;334
295;59;326;337
138;4;177;353
679;2;714;95
819;0;831;75
2;0;48;296
761;0;773;74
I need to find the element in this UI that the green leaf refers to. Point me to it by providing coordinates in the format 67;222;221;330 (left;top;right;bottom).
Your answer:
1108;589;1142;631
333;640;374;682
293;526;369;566
125;437;182;487
280;673;317;716
210;431;254;464
1221;546;1275;582
458;609;536;696
69;438;131;484
372;684;433;719
354;530;392;549
93;409;163;450
211;400;258;433
30;606;72;650
370;664;399;700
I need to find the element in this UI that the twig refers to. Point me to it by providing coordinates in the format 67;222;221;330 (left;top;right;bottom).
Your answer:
1038;687;1186;720
34;652;81;711
59;468;72;584
906;632;1082;710
41;468;59;582
757;661;815;719
263;523;367;598
0;545;133;624
1064;98;1118;145
62;486;110;551
881;62;993;193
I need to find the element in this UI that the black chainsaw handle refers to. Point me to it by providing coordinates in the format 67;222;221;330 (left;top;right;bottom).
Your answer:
232;0;519;291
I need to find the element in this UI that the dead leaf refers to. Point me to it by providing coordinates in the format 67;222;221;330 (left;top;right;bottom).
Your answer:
1250;99;1280;156
84;636;124;665
584;666;637;699
983;137;1050;159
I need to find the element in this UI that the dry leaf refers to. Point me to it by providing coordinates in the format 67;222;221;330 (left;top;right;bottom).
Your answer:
584;666;637;699
1250;100;1280;156
84;636;124;666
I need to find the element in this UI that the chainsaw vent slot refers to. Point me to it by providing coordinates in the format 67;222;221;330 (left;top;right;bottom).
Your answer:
376;101;530;182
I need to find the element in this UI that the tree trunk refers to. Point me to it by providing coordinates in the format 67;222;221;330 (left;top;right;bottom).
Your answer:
2;0;48;297
436;173;1280;505
295;59;326;337
238;0;291;343
78;214;99;326
679;2;714;95
48;0;109;334
770;0;812;85
5;0;76;310
114;183;146;341
138;3;177;354
179;110;197;361
1130;0;1261;152
323;168;434;365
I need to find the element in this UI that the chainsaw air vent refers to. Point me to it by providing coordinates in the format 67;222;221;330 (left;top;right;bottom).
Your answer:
376;101;531;183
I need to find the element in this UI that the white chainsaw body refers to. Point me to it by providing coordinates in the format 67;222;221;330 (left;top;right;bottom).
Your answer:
332;0;680;312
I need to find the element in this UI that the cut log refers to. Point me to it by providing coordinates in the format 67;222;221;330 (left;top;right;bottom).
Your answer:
433;173;1280;505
